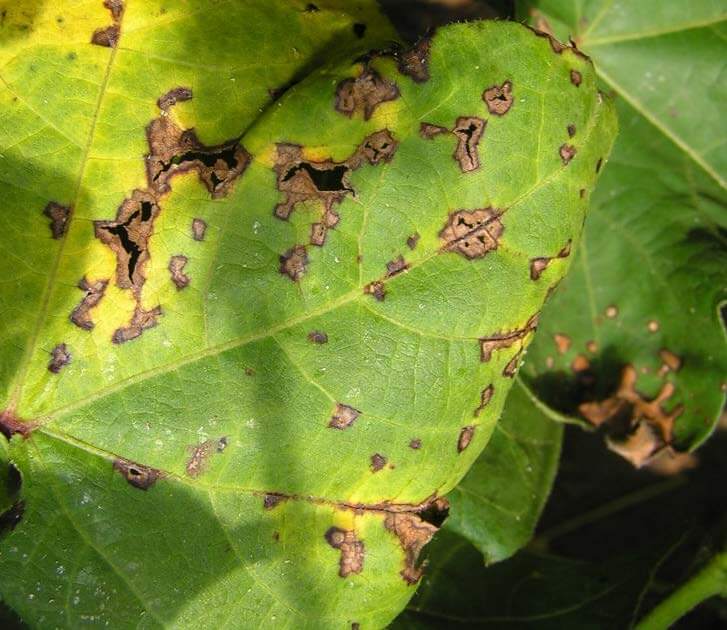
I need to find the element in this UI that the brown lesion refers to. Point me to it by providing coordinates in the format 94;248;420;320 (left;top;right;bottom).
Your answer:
457;426;475;452
559;144;577;165
113;457;163;490
43;202;71;239
329;403;360;430
48;343;70;373
263;494;285;510
335;67;399;120
479;313;539;363
386;255;409;277
70;277;108;330
553;333;571;355
570;70;582;86
370;453;387;472
191;218;207;241
0;410;36;440
474;384;494;417
91;0;124;48
483;80;513;116
279;245;308;282
452;117;486;172
112;305;162;344
395;38;431;83
308;331;328;344
530;240;572;280
384;512;438;584
146;116;250;199
578;365;683;467
406;233;420;249
439;208;504;259
186;437;227;478
325;526;365;577
168;255;190;289
273;130;397;249
363;280;386;301
157;87;192;111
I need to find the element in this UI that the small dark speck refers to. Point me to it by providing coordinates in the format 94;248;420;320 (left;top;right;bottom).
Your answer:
67;52;77;61
353;23;366;38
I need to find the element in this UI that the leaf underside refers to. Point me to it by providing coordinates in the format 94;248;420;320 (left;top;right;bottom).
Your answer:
0;1;615;627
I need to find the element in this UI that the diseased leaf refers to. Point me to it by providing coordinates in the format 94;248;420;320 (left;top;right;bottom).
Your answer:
0;3;616;627
520;1;727;459
445;379;563;564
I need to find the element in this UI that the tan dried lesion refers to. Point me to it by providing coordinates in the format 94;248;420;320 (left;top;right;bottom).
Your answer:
439;208;504;259
325;527;365;577
483;80;513;116
384;512;438;584
273;130;397;250
479;314;540;378
579;365;684;467
70;277;108;330
420;116;486;172
335;68;399;120
329;403;360;429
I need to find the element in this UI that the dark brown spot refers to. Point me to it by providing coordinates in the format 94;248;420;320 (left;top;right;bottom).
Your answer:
396;38;430;83
483;80;513;116
244;367;255;376
440;208;504;259
157;86;192;111
146;116;250;199
559;144;576;165
458;425;475;452
272;531;280;542
409;438;422;450
384;513;438;584
386;255;408;277
43;202;70;239
0;501;25;535
335;69;398;120
263;494;285;510
406;232;420;249
113;458;162;490
329;403;360;430
474;385;494;417
567;124;576;138
308;331;328;344
168;255;190;289
70;277;108;330
0;410;35;440
352;23;366;38
452;116;485;172
91;0;124;47
48;343;70;373
370;453;387;472
325;526;365;577
530;239;571;280
305;3;319;11
596;157;603;173
112;305;162;344
579;188;586;198
191;218;207;241
351;624;360;630
479;313;539;362
570;69;582;86
279;245;308;282
364;280;386;301
419;122;448;139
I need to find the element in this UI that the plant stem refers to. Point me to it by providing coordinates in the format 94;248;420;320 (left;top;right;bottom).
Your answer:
636;550;727;630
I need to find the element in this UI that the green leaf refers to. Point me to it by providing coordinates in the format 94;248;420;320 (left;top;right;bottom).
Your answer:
444;379;563;564
392;529;660;629
519;0;727;456
0;3;616;627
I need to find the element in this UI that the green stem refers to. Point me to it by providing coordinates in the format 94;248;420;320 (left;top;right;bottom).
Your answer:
636;551;727;630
